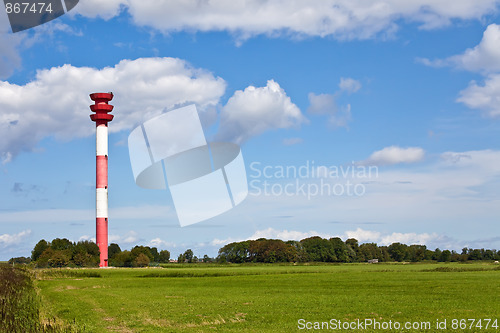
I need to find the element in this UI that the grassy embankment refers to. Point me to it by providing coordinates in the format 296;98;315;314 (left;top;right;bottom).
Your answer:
0;264;83;332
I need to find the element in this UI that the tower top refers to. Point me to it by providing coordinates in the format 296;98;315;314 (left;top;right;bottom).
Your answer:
90;92;114;123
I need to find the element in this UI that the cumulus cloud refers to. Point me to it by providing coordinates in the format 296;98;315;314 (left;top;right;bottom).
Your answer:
344;228;443;246
216;80;305;144
109;230;140;244
360;146;425;166
72;0;127;20
307;93;336;115
307;77;360;129
248;228;324;241
418;24;500;118
149;238;177;249
339;77;362;94
78;235;96;243
419;24;500;73
0;58;302;161
74;0;500;41
209;228;331;247
0;57;226;161
0;230;32;248
211;227;447;248
457;74;500;118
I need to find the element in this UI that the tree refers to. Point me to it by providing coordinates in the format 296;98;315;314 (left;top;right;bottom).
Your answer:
359;243;378;261
178;253;186;263
438;250;452;262
73;252;92;267
51;238;73;251
131;246;154;261
36;248;55;268
8;257;31;265
184;249;194;263
32;239;49;261
150;247;160;262
134;253;150;267
345;238;360;262
468;249;482;261
286;240;308;262
483;249;495;260
158;250;170;263
218;241;250;263
329;237;351;262
111;250;134;267
433;248;442;261
408;245;427;262
345;238;359;251
300;237;336;262
108;243;121;259
72;241;99;267
248;239;297;263
450;251;461;262
48;250;69;268
388;243;409;262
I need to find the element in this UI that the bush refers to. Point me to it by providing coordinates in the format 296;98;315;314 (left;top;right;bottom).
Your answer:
134;253;150;267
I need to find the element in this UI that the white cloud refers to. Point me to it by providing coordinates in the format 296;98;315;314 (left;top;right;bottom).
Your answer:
75;0;500;41
0;57;226;159
249;228;325;241
307;77;360;129
457;74;500;118
420;24;500;73
211;227;445;248
417;24;500;118
361;146;425;166
149;238;177;249
72;0;127;20
350;149;500;225
0;58;301;160
216;80;305;144
344;227;443;246
0;230;32;248
307;93;336;115
78;235;96;243
339;77;362;94
328;104;352;129
210;237;239;247
109;231;140;244
208;228;333;248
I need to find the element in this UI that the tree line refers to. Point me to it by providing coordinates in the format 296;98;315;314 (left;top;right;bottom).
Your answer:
8;236;500;267
9;239;172;268
216;237;500;263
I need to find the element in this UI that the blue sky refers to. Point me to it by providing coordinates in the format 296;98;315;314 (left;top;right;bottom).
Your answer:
1;1;500;260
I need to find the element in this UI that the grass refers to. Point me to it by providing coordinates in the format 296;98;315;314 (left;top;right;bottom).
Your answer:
0;264;83;332
33;262;500;332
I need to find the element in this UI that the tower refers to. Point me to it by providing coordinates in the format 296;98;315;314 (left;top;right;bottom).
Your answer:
89;92;114;267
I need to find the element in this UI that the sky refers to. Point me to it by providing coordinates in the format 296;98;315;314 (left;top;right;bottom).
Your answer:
1;0;500;260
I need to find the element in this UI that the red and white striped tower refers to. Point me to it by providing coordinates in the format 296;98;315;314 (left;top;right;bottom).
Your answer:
89;92;114;268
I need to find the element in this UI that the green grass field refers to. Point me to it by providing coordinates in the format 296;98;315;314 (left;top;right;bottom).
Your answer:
34;263;500;332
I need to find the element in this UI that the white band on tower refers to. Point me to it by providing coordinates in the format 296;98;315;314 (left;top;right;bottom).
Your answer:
96;125;108;156
96;188;108;218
